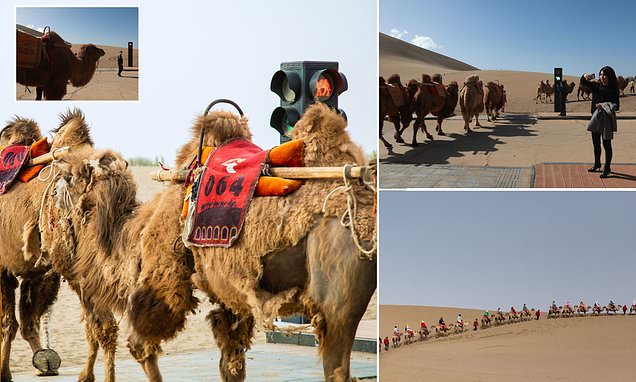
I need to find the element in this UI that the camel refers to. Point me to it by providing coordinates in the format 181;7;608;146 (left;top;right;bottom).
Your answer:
0;112;96;381
410;74;459;144
42;103;376;382
379;74;413;149
16;31;105;100
564;81;576;101
418;327;429;340
459;75;484;132
391;333;401;348
480;316;491;329
39;111;200;381
578;83;592;101
483;81;505;121
618;76;628;96
408;74;459;146
535;82;555;103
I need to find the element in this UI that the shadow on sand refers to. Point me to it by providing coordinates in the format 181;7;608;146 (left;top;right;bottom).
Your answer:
381;114;538;165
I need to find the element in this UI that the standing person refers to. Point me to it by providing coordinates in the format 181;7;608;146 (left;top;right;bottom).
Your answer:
383;337;390;351
473;318;478;331
117;51;124;77
581;66;620;178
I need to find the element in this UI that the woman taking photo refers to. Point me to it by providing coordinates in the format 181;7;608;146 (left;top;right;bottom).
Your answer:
580;66;620;178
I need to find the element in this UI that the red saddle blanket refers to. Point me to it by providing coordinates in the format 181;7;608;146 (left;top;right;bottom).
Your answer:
0;145;29;194
187;138;268;247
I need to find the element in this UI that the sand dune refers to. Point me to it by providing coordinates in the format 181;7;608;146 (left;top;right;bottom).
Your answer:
380;305;636;381
380;32;478;76
380;32;636;113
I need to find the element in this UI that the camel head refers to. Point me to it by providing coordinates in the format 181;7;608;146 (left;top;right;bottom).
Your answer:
0;117;42;147
76;44;106;63
175;110;252;169
50;109;93;150
446;81;459;97
406;79;419;99
52;149;136;255
291;102;365;167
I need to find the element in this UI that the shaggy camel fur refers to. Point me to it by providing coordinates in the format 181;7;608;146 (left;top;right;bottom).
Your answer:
41;144;199;382
411;75;459;144
484;82;504;122
16;31;105;100
187;103;375;381
0;111;95;382
459;75;484;132
379;74;413;149
44;104;375;382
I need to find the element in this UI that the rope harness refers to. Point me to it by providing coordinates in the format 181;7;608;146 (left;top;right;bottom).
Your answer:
321;164;377;260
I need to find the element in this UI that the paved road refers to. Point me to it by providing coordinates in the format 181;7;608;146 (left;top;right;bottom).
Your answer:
380;113;636;188
14;344;376;381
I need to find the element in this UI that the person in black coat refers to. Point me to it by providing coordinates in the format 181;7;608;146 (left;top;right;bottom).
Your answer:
117;51;124;77
580;66;620;178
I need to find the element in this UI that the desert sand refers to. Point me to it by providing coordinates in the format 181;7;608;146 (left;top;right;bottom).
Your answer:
16;43;139;101
380;304;636;381
7;166;376;376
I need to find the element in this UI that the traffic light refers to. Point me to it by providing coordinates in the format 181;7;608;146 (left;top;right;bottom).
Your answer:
554;67;563;114
270;61;347;143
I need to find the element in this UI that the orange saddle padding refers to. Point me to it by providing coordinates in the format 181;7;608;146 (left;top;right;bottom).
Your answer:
181;139;305;219
17;138;50;182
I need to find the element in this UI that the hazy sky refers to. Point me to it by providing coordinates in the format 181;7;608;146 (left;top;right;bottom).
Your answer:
4;0;376;165
17;7;138;47
380;0;636;76
380;191;636;311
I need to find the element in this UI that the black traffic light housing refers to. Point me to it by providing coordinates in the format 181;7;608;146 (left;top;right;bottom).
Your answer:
554;67;564;114
270;61;347;142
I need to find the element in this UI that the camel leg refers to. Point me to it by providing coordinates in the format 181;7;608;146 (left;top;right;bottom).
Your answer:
463;114;472;133
379;119;392;150
436;117;445;136
78;317;99;382
79;310;118;382
43;82;66;100
36;87;44;101
390;115;404;143
0;272;19;382
127;333;163;382
306;218;376;382
18;272;60;353
474;113;482;128
208;308;254;382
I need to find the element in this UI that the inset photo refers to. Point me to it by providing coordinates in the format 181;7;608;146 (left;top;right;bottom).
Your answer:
379;191;636;381
16;6;138;101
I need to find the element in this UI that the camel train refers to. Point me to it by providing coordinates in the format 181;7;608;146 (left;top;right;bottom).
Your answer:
379;73;505;147
536;75;631;103
383;300;635;353
0;103;376;381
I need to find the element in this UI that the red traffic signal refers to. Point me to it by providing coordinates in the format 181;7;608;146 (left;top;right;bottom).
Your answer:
270;61;347;143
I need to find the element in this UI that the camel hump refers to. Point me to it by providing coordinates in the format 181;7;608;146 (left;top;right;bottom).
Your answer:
387;74;402;86
465;75;480;85
47;31;72;47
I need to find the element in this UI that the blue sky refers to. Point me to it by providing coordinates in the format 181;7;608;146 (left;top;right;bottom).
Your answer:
17;7;138;47
4;0;375;163
380;0;636;76
380;191;636;311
